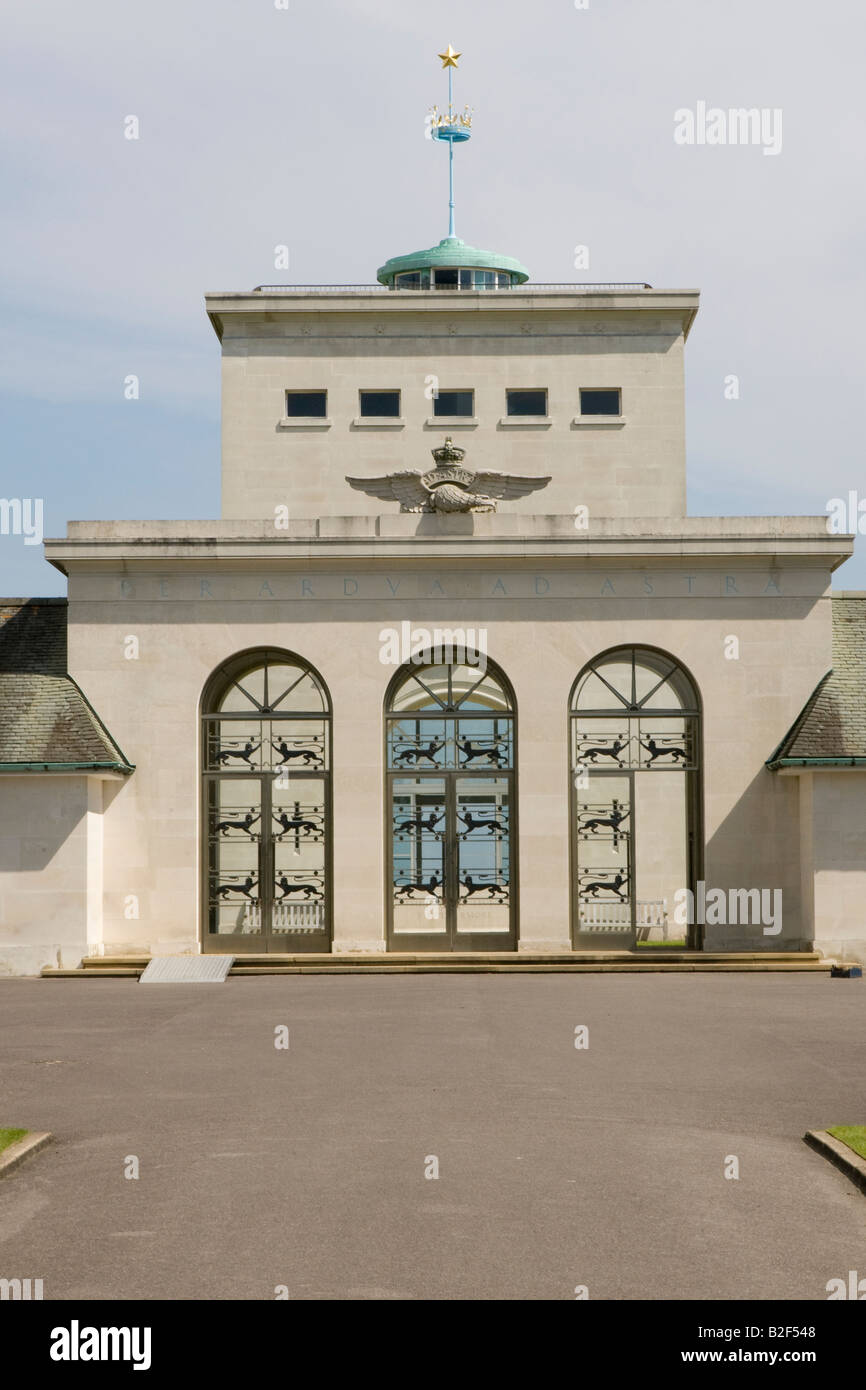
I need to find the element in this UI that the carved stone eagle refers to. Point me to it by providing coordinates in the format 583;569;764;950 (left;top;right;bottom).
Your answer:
346;437;551;513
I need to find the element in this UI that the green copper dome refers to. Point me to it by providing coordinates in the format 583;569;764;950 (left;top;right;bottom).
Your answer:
377;236;529;289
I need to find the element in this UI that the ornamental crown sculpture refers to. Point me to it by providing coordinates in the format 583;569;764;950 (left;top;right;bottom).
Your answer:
346;439;551;515
428;103;473;132
430;436;467;466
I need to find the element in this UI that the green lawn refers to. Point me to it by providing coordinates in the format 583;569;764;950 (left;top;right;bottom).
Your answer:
827;1126;866;1162
0;1128;28;1155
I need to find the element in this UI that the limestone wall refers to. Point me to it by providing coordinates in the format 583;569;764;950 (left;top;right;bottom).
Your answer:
216;304;689;522
56;557;835;958
806;771;866;964
0;774;97;974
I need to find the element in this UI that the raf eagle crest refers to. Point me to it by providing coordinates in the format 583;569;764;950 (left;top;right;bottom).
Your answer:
346;437;551;514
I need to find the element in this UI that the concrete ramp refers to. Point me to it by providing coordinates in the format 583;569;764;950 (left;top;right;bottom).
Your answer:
139;955;234;984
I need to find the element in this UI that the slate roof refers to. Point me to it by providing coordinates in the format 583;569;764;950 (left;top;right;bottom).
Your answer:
0;599;133;772
767;595;866;767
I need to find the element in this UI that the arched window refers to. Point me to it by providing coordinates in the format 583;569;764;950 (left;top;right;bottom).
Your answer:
385;656;516;952
201;649;331;953
569;647;701;949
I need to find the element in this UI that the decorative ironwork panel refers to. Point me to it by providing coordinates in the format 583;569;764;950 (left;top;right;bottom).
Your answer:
455;777;510;933
385;658;516;949
207;719;266;772
391;778;446;933
573;721;633;770
635;717;695;770
271;774;327;934
388;717;449;770
207;718;328;773
570;648;701;948
455;718;512;769
388;715;513;771
576;795;631;849
575;774;632;935
202;651;331;949
268;720;329;772
207;778;263;936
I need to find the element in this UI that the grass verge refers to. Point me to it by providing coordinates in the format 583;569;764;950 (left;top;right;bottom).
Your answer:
0;1128;29;1155
827;1126;866;1162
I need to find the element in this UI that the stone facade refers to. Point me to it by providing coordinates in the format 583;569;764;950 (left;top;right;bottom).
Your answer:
1;278;864;972
210;288;696;522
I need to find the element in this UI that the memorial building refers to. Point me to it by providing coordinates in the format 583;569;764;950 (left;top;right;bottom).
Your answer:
1;49;864;974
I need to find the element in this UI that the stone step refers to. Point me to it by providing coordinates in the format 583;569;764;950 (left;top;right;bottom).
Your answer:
80;949;823;960
226;950;823;966
41;954;836;978
228;961;832;975
80;957;151;968
42;968;143;978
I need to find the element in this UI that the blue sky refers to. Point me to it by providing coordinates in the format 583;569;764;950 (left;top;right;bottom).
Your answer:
2;0;864;594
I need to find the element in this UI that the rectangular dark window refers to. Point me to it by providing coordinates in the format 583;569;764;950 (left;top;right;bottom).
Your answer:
285;390;327;418
580;389;621;416
506;389;547;416
433;390;474;417
359;390;401;418
433;268;459;289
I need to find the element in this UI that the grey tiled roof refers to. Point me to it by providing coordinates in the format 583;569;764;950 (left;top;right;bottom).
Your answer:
0;600;133;771
767;595;866;766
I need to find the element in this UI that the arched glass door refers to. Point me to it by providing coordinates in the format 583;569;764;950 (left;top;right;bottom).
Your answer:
201;649;331;953
386;659;516;952
570;647;701;950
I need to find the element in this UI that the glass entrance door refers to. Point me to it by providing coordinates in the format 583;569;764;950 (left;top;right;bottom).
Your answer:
386;659;516;952
207;775;264;941
206;770;330;951
202;651;331;953
389;773;513;950
391;777;447;943
455;776;511;941
574;771;633;949
270;772;328;943
570;647;701;951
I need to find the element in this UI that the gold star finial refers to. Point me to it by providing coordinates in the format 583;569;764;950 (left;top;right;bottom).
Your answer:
438;44;461;68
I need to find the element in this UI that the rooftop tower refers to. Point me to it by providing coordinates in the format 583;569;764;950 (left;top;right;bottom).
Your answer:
377;47;529;291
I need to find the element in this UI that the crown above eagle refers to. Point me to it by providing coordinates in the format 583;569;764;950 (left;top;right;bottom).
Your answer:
346;439;551;515
430;436;466;466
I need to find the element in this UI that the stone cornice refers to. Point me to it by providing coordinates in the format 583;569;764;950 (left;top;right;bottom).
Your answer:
205;287;701;342
44;516;853;574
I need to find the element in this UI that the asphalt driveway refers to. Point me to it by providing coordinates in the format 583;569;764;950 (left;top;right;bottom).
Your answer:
0;974;863;1300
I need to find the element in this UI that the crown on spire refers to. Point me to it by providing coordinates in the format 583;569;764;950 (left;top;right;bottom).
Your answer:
430;45;471;238
429;104;473;133
375;46;530;288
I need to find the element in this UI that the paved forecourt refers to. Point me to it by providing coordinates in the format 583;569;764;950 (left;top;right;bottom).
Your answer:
0;974;863;1300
